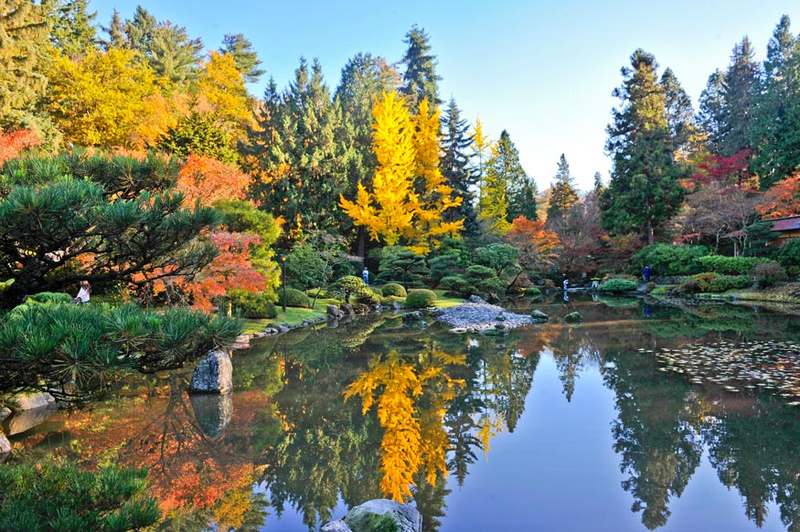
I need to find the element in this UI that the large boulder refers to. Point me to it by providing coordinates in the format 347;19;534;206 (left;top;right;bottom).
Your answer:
0;433;11;455
322;499;422;532
4;404;57;436
189;350;233;394
11;391;55;412
531;310;549;322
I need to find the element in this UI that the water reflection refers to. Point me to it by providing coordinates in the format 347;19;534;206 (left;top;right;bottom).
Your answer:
7;299;800;530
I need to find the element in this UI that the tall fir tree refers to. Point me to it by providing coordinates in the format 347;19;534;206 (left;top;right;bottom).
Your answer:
547;154;579;222
0;0;51;124
660;67;696;159
243;59;350;244
220;33;265;84
147;21;203;85
48;0;98;57
750;15;800;188
601;49;684;245
400;26;441;112
698;38;760;157
493;130;536;222
440;98;479;236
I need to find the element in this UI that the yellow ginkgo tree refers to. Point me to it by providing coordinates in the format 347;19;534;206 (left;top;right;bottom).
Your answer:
340;91;462;254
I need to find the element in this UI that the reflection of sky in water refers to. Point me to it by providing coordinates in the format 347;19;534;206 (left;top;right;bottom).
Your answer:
439;352;780;532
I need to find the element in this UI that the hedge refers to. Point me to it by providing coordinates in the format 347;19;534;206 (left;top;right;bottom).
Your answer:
405;289;437;309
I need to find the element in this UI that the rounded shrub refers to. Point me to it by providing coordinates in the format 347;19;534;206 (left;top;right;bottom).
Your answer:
405;288;437;309
283;287;310;308
381;282;407;298
697;255;772;275
229;290;277;319
355;288;382;305
523;286;543;298
597;278;638;293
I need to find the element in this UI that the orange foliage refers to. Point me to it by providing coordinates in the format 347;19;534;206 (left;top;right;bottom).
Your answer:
506;216;560;268
177;155;251;207
0;129;41;164
756;174;800;219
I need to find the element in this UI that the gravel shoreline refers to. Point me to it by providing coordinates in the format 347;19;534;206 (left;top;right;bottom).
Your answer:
431;301;534;333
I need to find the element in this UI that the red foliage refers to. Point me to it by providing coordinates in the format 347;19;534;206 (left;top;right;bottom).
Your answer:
756;173;800;219
0;129;41;164
689;149;753;189
177;155;251;207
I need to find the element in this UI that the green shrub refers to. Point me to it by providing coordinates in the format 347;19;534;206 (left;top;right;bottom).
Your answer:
696;255;772;275
26;292;73;304
381;282;407;298
405;289;437;309
355;288;382;305
753;262;787;288
0;460;160;531
597;278;638;293
678;273;753;293
333;275;367;303
282;287;310;308
439;275;470;295
523;286;543;298
631;243;709;276
229;289;277;319
777;239;800;273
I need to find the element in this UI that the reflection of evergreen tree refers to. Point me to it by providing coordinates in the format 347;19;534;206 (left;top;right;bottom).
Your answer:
413;473;451;532
703;398;800;530
551;327;586;402
603;348;703;529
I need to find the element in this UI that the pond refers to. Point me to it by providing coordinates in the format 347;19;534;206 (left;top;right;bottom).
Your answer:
7;295;800;531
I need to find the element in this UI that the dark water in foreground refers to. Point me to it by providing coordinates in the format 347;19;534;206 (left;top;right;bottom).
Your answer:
8;296;800;531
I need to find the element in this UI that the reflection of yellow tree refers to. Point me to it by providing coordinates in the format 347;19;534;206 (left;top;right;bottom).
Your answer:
345;349;464;501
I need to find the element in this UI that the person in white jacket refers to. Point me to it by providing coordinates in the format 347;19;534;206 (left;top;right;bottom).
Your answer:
72;280;91;305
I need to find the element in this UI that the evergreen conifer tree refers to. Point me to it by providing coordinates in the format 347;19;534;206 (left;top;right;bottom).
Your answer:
547;154;579;222
400;26;441;112
601;49;684;245
220;33;265;84
440;98;479;235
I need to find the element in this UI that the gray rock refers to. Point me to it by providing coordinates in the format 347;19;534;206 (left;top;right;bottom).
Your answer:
11;391;55;412
4;404;57;435
344;499;422;532
341;304;354;316
190;392;233;438
392;300;404;310
468;295;486;304
0;433;10;455
531;310;549;322
435;302;534;332
320;520;352;532
327;304;345;320
189;350;233;394
0;407;10;421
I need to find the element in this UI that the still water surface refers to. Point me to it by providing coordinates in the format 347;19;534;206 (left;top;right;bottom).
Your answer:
8;296;800;531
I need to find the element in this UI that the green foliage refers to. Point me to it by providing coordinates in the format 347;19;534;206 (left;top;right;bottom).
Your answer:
464;264;505;295
473;243;521;281
400;25;441;109
381;283;407;298
0;459;160;531
376;246;429;287
405;288;437;309
777;240;800;273
696;255;773;275
220;33;264;84
354;288;382;305
283;287;310;308
439;275;470;295
752;262;787;288
597;278;639;293
0;153;220;308
333;275;366;303
26;292;73;304
523;286;543;298
564;312;583;323
630;243;709;276
0;302;241;401
677;273;752;293
229;289;277;319
285;243;329;291
158;111;238;164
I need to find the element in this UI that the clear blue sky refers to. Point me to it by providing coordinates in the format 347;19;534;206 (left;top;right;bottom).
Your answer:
94;0;797;193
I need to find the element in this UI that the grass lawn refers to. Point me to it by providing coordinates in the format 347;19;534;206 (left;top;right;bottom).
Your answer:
432;290;465;308
242;305;328;334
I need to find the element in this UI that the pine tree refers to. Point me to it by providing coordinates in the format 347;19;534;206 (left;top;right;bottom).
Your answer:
0;1;51;122
440;98;479;235
601;49;684;245
751;15;800;188
487;130;535;222
660;67;696;159
220;33;264;84
147;21;203;85
547;154;579;222
100;9;125;50
400;26;441;112
698;69;726;154
244;59;349;243
48;0;98;57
